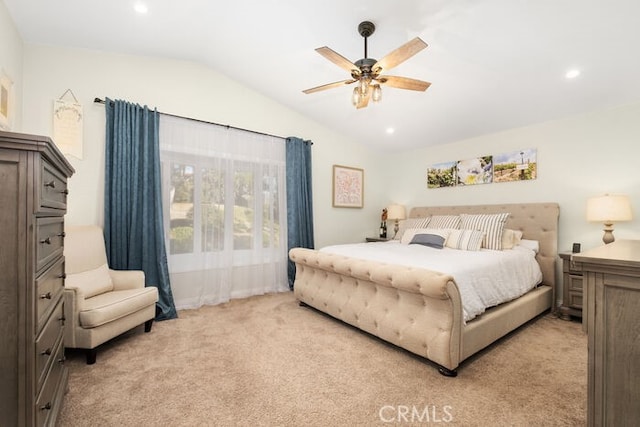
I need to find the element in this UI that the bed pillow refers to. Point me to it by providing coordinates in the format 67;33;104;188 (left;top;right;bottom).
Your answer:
459;213;510;250
501;228;524;250
445;229;485;251
408;232;448;249
518;239;540;253
394;217;430;240
400;227;441;244
427;215;461;230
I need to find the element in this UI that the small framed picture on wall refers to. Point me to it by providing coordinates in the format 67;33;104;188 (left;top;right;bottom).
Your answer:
332;164;364;208
0;69;14;130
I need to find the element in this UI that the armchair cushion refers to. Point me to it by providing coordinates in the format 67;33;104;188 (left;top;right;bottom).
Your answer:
79;287;159;328
65;263;114;298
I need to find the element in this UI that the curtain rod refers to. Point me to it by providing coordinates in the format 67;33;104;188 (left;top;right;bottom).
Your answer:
93;97;296;142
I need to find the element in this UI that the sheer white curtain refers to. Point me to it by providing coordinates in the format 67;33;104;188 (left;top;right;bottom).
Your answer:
159;114;288;310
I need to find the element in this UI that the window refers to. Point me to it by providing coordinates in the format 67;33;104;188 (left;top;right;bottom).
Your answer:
159;114;288;309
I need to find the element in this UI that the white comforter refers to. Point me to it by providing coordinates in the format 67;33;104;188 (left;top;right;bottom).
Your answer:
320;241;543;322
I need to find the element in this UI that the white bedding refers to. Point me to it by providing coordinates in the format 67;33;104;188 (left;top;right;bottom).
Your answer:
320;241;543;322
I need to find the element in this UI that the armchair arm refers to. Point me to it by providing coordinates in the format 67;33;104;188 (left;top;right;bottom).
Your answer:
63;286;85;348
109;269;146;291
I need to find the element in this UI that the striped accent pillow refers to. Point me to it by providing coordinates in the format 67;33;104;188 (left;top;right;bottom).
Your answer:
445;229;485;251
394;217;431;240
427;215;461;230
459;213;510;250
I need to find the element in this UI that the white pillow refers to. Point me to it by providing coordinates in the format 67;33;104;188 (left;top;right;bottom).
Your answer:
446;229;485;251
395;217;430;240
501;228;524;250
517;239;540;253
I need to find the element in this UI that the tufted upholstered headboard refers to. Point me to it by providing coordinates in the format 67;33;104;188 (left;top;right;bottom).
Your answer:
409;202;560;288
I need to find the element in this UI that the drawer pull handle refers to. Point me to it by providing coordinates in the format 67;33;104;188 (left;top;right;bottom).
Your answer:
58;273;67;279
58;356;66;364
40;292;52;300
61;189;70;195
57;231;66;238
40;402;52;411
41;348;52;356
40;237;52;245
45;180;56;189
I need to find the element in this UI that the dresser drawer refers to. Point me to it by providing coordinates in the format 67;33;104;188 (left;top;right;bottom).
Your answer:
36;217;65;272
35;299;64;390
567;274;583;292
568;290;583;309
38;159;69;211
35;338;66;427
36;257;65;332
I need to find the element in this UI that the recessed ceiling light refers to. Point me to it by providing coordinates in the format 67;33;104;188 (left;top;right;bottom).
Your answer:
565;69;581;79
134;3;148;14
386;127;395;135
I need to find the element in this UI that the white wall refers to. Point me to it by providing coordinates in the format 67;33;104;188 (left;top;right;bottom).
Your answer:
390;102;640;253
20;44;390;248
0;0;23;129
7;6;640;258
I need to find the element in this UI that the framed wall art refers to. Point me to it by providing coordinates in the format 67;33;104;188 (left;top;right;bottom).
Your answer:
332;164;364;208
0;69;14;131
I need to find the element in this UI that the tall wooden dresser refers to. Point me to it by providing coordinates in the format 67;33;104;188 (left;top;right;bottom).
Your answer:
573;240;640;426
0;131;75;426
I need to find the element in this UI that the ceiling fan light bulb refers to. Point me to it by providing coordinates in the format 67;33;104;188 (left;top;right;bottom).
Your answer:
359;79;369;95
372;84;382;102
352;86;361;106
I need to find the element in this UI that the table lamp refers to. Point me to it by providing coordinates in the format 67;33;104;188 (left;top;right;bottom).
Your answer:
586;194;632;244
387;204;406;238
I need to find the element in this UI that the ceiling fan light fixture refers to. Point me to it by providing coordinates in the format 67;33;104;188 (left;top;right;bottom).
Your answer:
352;86;361;106
303;21;430;109
372;84;382;102
359;78;370;95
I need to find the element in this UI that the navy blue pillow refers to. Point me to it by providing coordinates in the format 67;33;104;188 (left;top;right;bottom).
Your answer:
409;233;446;249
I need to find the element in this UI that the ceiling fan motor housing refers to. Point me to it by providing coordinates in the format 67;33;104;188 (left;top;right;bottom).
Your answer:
358;21;376;38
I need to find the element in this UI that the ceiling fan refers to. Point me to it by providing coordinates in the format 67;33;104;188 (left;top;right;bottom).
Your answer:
303;21;431;109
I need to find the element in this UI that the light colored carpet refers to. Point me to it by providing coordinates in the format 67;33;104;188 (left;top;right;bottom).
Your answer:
59;291;586;426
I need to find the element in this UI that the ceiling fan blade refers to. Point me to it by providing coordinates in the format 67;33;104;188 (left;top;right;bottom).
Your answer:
377;75;431;91
356;89;372;109
315;47;359;74
302;79;356;94
373;37;428;73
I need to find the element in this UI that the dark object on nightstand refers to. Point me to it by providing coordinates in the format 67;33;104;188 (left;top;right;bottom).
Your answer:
572;242;581;253
559;252;583;320
366;237;390;242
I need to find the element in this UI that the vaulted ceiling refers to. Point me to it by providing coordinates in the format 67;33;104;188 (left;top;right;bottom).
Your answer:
5;0;640;151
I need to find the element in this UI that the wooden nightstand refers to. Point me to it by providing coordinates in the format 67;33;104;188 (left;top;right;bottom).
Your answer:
559;252;583;320
365;237;390;242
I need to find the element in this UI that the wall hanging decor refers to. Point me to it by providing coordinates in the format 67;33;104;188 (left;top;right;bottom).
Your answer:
332;164;364;208
427;148;537;188
53;88;84;159
0;68;14;130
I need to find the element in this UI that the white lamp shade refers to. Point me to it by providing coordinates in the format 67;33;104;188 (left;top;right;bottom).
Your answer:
387;204;406;220
587;194;632;222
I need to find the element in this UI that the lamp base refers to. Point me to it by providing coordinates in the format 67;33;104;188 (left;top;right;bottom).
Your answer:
393;219;400;239
602;223;615;244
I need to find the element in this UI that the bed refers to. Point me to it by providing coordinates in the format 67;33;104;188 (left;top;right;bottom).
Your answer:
289;202;559;376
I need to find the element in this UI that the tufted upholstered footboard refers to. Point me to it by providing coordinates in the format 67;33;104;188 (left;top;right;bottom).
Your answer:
290;248;464;372
290;202;559;376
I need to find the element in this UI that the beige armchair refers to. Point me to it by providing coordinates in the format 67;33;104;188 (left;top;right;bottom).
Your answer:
63;225;159;364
